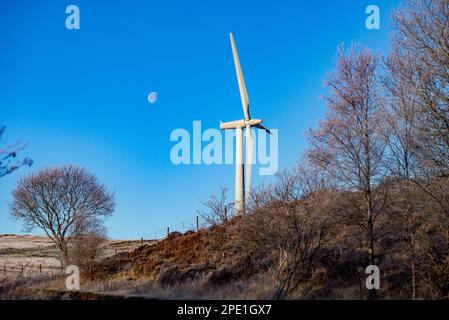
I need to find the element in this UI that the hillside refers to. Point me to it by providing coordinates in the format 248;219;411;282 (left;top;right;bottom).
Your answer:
1;177;448;301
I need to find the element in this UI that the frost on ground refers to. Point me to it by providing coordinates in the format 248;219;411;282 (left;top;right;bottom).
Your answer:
0;234;150;280
0;257;62;268
0;234;54;250
0;235;62;279
0;257;63;278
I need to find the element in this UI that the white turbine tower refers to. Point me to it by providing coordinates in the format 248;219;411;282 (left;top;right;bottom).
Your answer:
220;33;271;216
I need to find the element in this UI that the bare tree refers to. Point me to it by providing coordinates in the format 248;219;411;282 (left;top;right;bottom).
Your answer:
271;169;330;299
388;1;449;297
0;125;32;178
10;165;115;266
236;168;330;299
381;48;422;299
391;0;449;217
392;0;449;172
198;188;233;226
71;217;107;279
307;44;385;299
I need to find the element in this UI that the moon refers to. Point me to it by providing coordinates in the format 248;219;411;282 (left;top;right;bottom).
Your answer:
147;91;158;104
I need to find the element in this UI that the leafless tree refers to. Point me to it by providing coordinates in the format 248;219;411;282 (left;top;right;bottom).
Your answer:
198;188;233;226
381;48;422;298
386;0;449;297
236;168;331;299
10;165;115;266
0;125;32;178
307;44;386;299
70;217;107;279
271;169;330;299
392;0;449;173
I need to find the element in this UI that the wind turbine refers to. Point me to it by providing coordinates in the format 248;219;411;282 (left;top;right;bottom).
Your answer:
220;33;271;216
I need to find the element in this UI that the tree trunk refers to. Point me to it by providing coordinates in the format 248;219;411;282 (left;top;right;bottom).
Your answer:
411;231;417;300
59;241;69;267
367;197;377;300
62;249;69;267
406;202;417;300
54;237;70;267
364;122;377;300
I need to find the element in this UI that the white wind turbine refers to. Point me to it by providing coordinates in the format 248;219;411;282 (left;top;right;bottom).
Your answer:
220;33;271;216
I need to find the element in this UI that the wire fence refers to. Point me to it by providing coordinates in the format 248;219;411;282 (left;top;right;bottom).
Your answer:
0;264;64;280
143;213;235;241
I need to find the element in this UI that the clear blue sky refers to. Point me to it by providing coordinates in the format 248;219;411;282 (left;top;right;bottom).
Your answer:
0;0;400;239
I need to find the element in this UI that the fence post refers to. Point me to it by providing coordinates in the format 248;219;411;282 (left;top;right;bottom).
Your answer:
167;227;169;237
196;216;199;231
21;265;24;276
141;237;143;245
39;264;42;274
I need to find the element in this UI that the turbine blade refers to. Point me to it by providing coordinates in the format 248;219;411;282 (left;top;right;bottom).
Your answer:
245;126;253;201
254;123;272;135
220;119;246;130
230;33;250;121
